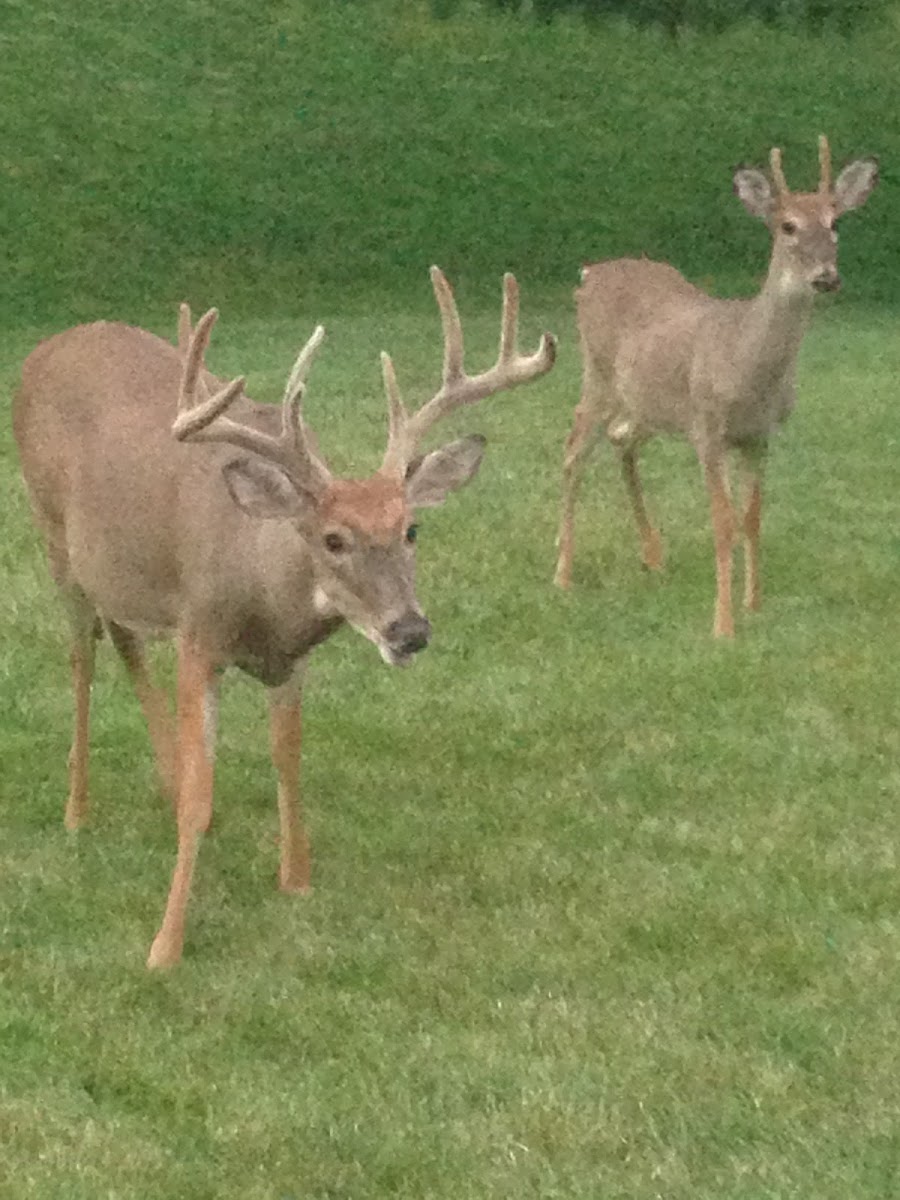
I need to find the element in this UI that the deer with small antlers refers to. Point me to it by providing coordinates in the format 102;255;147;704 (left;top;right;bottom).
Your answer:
13;267;556;968
554;135;878;637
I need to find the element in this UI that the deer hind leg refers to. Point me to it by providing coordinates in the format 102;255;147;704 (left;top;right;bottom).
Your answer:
147;636;218;969
554;388;602;589
700;453;736;639
739;443;766;613
268;662;311;894
62;589;100;830
106;621;177;804
620;445;664;571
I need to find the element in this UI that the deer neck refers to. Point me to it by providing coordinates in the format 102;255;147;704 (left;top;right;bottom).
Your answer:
737;248;815;382
226;519;343;685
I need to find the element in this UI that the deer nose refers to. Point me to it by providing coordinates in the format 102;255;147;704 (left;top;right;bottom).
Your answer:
812;269;841;293
385;614;431;656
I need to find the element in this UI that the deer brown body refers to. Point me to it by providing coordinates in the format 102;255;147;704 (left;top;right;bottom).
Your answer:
17;326;343;683
554;136;878;637
14;269;556;967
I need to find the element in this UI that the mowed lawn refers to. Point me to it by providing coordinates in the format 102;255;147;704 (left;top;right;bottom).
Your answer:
1;296;900;1197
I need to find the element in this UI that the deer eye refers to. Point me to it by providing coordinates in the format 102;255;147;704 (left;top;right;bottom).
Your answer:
405;524;418;544
781;220;798;235
323;532;347;555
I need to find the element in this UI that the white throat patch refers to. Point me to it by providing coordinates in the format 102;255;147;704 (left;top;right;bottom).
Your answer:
313;586;339;617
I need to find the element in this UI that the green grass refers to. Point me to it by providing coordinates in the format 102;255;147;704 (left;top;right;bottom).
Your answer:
1;0;898;324
3;298;900;1197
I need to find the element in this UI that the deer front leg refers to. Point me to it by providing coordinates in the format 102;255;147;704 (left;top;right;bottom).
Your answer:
65;635;95;830
63;592;100;831
107;621;177;803
621;445;663;571
147;636;218;969
739;443;766;613
555;396;601;589
701;454;736;639
268;663;310;894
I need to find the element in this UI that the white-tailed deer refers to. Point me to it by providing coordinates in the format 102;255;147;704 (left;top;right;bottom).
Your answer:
13;267;556;967
554;135;878;637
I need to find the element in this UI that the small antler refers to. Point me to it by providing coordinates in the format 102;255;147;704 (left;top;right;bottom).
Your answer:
177;303;192;354
769;146;789;199
381;267;557;477
818;133;832;194
172;308;332;494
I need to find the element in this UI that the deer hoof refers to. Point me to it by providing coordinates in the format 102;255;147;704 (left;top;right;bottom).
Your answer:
279;871;312;895
642;529;664;571
147;933;182;970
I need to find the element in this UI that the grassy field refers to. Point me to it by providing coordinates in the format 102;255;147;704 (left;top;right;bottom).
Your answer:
2;293;900;1197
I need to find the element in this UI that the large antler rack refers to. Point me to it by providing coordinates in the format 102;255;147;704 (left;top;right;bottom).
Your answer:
172;307;332;495
380;267;557;478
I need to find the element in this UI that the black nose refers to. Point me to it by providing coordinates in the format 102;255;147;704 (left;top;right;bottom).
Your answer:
812;272;841;293
385;614;431;656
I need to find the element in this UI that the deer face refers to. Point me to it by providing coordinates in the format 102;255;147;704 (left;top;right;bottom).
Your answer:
771;194;841;293
733;142;878;298
310;474;427;666
222;434;485;666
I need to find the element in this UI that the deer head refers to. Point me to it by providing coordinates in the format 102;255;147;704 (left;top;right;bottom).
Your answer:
173;268;557;667
733;134;878;294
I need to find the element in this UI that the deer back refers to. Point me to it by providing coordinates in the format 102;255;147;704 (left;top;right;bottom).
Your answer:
577;258;715;440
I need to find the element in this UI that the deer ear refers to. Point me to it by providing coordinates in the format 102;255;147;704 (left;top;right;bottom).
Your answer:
833;157;879;216
406;435;486;509
733;167;775;222
222;457;316;520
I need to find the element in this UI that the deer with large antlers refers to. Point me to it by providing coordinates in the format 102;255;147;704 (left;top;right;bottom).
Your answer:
13;267;556;967
554;135;878;637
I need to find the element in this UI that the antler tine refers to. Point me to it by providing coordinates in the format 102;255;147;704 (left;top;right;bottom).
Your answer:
178;306;216;415
499;272;519;364
818;133;832;194
177;302;193;354
769;146;789;198
282;324;326;413
399;267;557;456
174;308;245;438
432;265;465;385
280;324;324;440
172;314;332;493
280;325;332;486
380;351;412;477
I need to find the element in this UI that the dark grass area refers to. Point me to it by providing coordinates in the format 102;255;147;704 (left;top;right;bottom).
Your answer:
1;1;896;326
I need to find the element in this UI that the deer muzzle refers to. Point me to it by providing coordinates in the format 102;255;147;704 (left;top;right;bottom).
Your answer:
812;268;841;293
382;613;432;665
